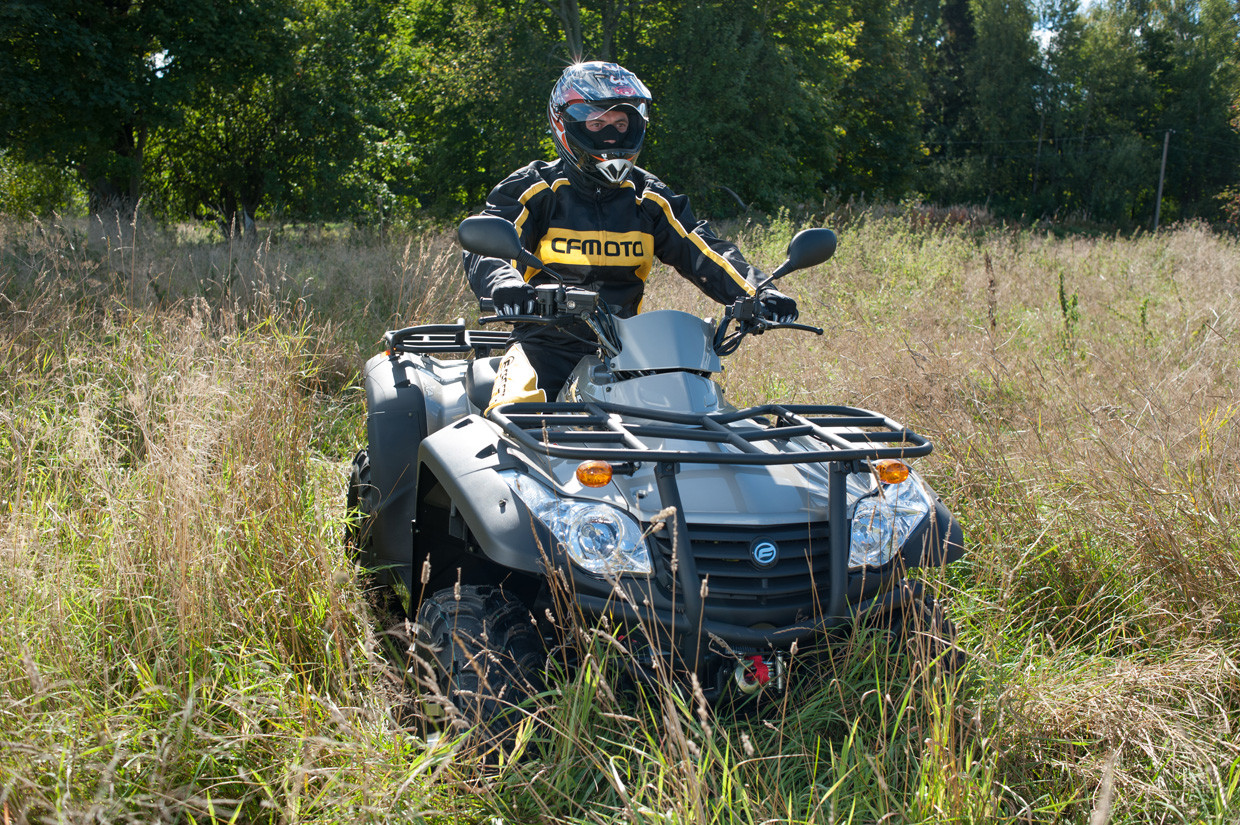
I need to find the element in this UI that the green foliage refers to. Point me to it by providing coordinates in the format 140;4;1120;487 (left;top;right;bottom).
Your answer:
2;0;1238;227
968;0;1040;192
145;0;397;228
916;0;977;164
0;150;87;216
916;0;1240;226
830;0;927;199
388;0;562;216
1221;97;1240;230
635;2;852;215
0;0;293;212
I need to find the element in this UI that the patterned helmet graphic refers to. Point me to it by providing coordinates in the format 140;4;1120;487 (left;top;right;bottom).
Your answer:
548;61;652;187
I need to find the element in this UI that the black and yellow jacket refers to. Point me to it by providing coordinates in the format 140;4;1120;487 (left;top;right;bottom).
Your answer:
463;158;763;355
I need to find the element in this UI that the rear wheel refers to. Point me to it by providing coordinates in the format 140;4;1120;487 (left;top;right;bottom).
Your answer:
345;448;376;562
411;585;544;750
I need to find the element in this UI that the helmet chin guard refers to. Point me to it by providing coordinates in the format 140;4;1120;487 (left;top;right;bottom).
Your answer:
593;157;637;185
549;62;652;188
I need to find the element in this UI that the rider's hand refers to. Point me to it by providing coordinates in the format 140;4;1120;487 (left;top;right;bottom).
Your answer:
758;286;799;324
492;282;537;316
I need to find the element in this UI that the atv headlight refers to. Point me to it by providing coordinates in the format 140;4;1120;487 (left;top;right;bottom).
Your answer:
846;470;933;568
499;470;652;576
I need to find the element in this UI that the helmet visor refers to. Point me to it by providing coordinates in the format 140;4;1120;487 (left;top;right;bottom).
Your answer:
562;101;649;125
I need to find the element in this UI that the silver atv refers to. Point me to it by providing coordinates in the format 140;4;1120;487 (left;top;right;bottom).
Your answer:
346;216;965;728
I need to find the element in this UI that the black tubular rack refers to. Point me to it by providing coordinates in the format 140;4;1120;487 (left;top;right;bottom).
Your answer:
384;322;511;356
489;400;934;669
488;401;931;465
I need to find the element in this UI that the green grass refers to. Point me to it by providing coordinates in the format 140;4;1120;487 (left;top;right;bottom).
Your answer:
2;209;1238;823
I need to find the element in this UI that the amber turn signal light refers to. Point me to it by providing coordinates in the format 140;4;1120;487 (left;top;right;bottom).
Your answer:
873;458;910;485
576;460;614;487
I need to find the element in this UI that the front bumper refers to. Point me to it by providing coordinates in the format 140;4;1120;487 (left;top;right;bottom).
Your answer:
561;495;963;665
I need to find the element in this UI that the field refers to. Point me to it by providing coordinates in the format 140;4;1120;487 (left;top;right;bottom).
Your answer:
1;209;1238;823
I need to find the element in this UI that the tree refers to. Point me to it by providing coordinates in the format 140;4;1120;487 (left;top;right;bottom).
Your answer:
145;0;397;230
1048;0;1240;224
388;0;873;217
0;149;86;216
967;0;1041;204
920;0;978;153
0;0;289;219
830;0;927;199
625;1;856;215
1221;96;1240;229
1026;0;1085;214
389;0;561;215
1144;0;1240;220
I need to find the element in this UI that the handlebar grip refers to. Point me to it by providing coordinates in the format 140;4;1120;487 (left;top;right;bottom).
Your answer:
479;298;495;312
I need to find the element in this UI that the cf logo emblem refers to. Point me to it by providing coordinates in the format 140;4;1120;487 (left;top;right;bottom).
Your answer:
750;539;779;570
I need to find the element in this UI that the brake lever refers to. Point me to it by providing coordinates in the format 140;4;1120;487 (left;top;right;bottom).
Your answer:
478;313;566;326
766;320;824;335
737;315;824;336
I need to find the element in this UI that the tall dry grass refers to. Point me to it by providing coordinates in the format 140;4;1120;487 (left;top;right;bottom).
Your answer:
648;212;1240;819
1;209;1238;823
0;216;472;822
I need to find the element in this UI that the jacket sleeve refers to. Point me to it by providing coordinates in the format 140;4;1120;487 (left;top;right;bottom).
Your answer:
462;163;549;300
642;178;763;304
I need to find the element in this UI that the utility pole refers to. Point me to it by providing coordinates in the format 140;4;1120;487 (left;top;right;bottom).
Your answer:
1153;129;1172;231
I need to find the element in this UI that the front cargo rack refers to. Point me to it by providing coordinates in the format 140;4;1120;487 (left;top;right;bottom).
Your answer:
384;322;511;357
488;401;932;465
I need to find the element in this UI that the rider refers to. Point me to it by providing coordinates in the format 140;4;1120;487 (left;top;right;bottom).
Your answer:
463;60;798;408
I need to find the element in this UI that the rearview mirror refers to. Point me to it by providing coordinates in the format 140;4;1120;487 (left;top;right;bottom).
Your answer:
457;215;525;261
766;228;838;282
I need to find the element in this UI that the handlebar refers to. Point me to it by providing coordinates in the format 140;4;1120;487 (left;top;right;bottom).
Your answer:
462;215;834;358
477;283;600;326
480;283;821;358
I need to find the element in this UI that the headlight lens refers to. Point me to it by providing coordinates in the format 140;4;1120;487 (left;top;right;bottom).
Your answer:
846;469;933;568
499;470;652;576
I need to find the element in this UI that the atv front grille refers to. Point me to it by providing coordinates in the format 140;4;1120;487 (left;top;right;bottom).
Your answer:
651;522;832;626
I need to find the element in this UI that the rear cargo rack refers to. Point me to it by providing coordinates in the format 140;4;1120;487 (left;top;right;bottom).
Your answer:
488;401;932;465
384;322;511;357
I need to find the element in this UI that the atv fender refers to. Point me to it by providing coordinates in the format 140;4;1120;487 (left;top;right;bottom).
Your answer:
417;415;555;575
363;351;429;570
901;499;965;569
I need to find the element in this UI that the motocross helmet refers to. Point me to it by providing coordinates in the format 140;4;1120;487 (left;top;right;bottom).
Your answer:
549;61;652;188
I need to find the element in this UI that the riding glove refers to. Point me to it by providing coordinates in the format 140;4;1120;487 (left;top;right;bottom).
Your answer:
492;282;537;316
758;286;799;324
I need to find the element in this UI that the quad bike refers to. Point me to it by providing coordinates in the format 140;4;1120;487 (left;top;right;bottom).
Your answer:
346;216;965;732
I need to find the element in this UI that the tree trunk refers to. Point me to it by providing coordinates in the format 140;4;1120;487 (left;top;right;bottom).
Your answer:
84;123;144;251
555;0;583;61
598;0;620;61
86;177;140;253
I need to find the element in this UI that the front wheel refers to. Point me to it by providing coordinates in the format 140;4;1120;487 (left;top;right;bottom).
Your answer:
412;585;544;750
889;597;965;678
